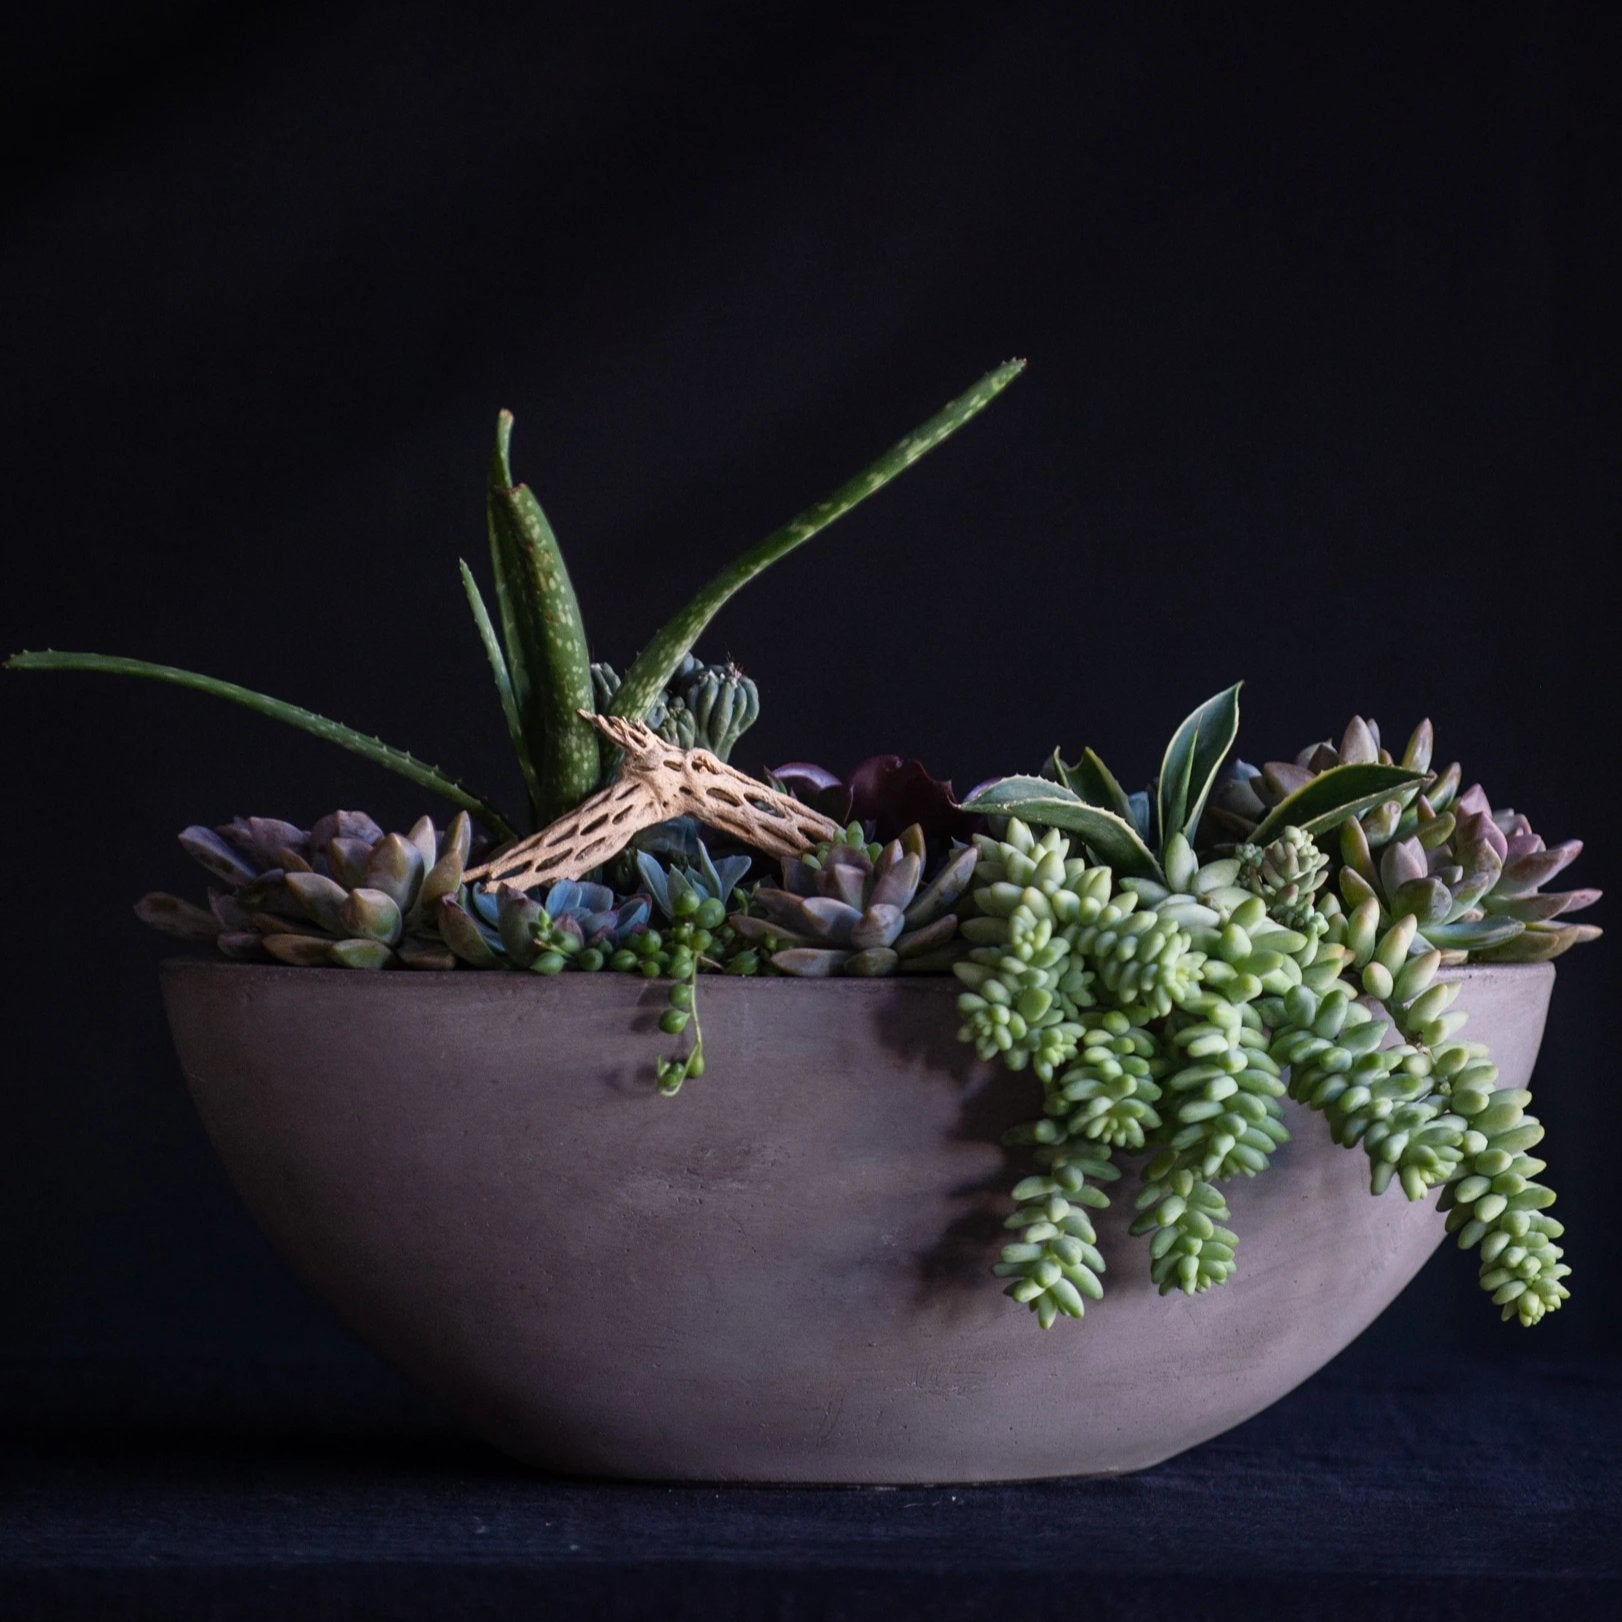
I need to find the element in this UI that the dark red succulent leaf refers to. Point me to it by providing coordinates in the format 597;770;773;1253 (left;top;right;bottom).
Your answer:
844;756;978;846
770;756;984;871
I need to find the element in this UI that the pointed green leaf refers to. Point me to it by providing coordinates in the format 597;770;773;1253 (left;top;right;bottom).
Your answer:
487;413;535;716
487;413;598;822
5;650;516;839
459;558;541;815
1157;682;1242;850
1249;762;1426;846
962;776;1162;879
611;360;1026;727
1049;745;1136;824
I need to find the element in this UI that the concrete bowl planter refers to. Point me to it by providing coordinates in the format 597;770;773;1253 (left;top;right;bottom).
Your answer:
161;958;1555;1484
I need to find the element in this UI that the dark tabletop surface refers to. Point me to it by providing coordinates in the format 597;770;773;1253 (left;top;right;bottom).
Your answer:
2;1350;1617;1621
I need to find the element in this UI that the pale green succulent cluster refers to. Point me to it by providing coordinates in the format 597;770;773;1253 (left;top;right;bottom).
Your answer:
958;815;1568;1330
954;683;1581;1332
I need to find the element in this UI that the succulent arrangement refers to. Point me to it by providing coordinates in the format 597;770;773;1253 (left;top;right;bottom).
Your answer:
6;360;1601;1339
954;687;1588;1328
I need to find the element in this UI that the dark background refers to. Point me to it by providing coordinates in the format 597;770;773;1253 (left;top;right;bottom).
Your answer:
2;3;1616;1369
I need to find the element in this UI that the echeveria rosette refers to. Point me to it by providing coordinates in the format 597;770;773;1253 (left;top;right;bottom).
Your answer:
438;880;652;973
730;823;977;976
636;844;752;922
1336;781;1601;963
138;810;478;970
1206;715;1599;962
1453;786;1601;962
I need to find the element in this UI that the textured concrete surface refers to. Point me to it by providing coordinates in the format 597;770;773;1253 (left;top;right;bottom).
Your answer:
161;963;1554;1482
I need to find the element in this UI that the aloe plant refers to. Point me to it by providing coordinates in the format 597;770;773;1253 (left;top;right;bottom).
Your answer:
7;360;1025;839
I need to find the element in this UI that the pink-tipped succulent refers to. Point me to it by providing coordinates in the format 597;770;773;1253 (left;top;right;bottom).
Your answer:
1454;786;1601;961
136;810;478;970
1212;716;1600;962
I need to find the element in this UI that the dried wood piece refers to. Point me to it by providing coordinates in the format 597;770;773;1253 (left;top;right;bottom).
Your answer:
466;711;842;891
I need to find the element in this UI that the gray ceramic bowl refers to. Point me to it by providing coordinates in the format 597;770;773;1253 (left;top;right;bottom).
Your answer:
161;961;1554;1483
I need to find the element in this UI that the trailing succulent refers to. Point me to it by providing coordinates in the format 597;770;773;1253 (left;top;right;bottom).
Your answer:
957;686;1595;1331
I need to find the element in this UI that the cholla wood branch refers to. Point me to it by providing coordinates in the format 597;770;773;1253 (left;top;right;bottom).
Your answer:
466;712;842;890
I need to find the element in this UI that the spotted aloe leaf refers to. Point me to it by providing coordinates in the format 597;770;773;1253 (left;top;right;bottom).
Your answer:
609;360;1026;730
486;413;598;824
3;651;516;839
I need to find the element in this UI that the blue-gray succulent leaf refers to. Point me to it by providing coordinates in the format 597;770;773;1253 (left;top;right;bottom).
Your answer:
285;871;350;935
1419;916;1526;952
1470;920;1602;961
543;880;583;920
635;851;674;918
572;881;616;915
1127;791;1152;841
340;887;404;946
770;947;853;977
1379;837;1427;896
712;853;753;902
325;837;373;891
903;845;978;927
851;904;906;950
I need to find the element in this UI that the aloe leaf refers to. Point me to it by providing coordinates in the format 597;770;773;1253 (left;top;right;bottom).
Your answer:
962;775;1162;880
459;558;541;818
5;650;517;839
1249;763;1426;847
488;413;598;822
1050;745;1137;824
611;360;1026;728
1157;682;1242;850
